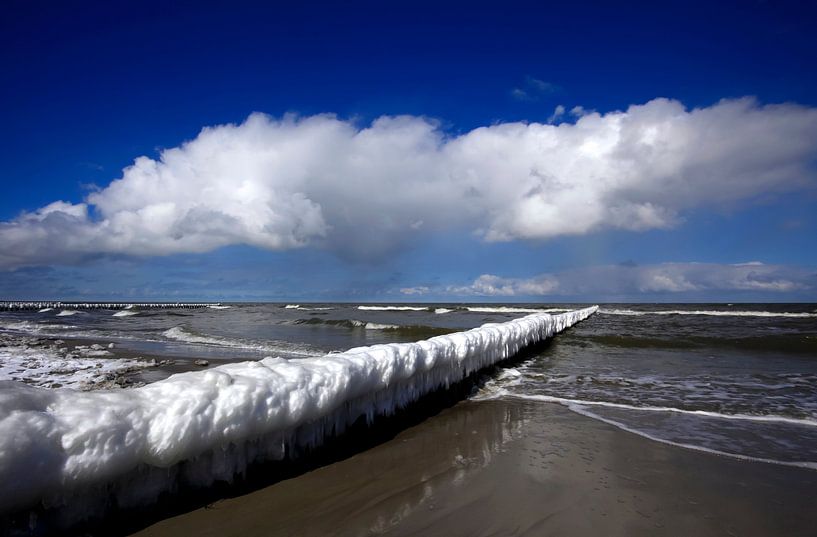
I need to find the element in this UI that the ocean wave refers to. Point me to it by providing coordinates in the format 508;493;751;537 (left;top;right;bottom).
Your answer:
37;308;53;313
566;405;817;470
56;310;81;317
162;326;321;357
113;310;139;317
465;307;570;314
294;318;361;328
0;321;78;335
357;305;429;311
581;333;817;354
293;317;452;336
599;308;817;318
364;322;401;330
471;389;817;469
207;305;231;310
485;392;817;427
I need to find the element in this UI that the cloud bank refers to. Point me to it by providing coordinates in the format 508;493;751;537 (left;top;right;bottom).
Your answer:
433;262;816;299
2;97;817;268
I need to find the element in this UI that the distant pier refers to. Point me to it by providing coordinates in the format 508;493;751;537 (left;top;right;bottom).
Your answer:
0;301;222;311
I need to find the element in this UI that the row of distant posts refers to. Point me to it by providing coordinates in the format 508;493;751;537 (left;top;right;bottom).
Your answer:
0;302;221;311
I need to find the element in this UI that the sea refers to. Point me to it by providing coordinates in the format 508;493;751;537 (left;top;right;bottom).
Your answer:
1;302;816;469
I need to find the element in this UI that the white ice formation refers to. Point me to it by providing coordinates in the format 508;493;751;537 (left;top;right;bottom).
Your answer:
0;307;596;525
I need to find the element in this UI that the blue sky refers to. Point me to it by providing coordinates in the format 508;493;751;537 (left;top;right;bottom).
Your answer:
1;0;816;301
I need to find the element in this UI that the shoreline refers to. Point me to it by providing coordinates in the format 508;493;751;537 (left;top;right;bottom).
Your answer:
0;309;597;534
131;399;817;537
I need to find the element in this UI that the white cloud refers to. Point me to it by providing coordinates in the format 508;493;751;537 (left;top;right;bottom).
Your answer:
2;97;817;268
510;77;558;101
547;104;566;124
432;262;815;297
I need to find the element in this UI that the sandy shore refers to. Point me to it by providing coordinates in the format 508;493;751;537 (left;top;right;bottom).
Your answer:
129;399;817;537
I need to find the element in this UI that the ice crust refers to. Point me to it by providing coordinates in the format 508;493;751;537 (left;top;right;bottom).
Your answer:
0;307;596;523
0;345;151;389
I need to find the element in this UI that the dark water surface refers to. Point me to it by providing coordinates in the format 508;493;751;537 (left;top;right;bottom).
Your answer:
1;302;815;467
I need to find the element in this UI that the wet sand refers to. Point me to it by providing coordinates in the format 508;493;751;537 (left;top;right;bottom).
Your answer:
130;400;817;537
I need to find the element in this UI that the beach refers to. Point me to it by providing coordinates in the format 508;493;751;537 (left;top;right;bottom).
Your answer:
131;399;817;537
4;3;817;534
1;303;815;536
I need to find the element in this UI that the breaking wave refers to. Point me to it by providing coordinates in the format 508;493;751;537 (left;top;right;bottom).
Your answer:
475;391;817;470
490;392;817;427
113;310;139;317
568;406;817;470
293;317;453;337
0;321;78;335
357;305;430;311
464;306;570;314
430;306;573;314
162;326;320;357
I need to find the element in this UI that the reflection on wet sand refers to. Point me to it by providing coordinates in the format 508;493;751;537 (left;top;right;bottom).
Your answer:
133;400;817;537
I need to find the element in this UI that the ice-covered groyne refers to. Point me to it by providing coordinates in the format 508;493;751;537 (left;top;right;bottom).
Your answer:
0;307;596;527
0;301;221;311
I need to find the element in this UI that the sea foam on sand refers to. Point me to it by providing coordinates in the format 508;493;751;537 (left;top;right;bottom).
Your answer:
0;307;596;526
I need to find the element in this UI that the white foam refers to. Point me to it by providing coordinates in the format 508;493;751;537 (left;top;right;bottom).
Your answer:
599;308;817;318
434;308;454;314
113;310;139;317
207;305;231;310
364;322;401;330
0;321;42;333
357;305;428;311
56;310;80;317
491;393;817;428
0;321;77;335
0;307;596;523
474;391;817;470
38;308;53;313
567;405;817;470
284;305;333;311
466;306;570;314
0;346;153;390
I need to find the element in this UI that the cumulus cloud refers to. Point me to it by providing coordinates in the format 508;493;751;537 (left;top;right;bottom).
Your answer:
547;105;566;124
430;262;816;298
2;97;817;268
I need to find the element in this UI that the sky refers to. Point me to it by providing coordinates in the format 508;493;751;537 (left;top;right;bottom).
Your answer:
1;0;816;302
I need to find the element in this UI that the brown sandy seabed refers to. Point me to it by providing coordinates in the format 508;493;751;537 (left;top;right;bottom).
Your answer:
130;400;817;537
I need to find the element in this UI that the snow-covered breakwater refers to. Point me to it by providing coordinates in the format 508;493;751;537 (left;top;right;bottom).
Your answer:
0;301;222;311
0;307;596;528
